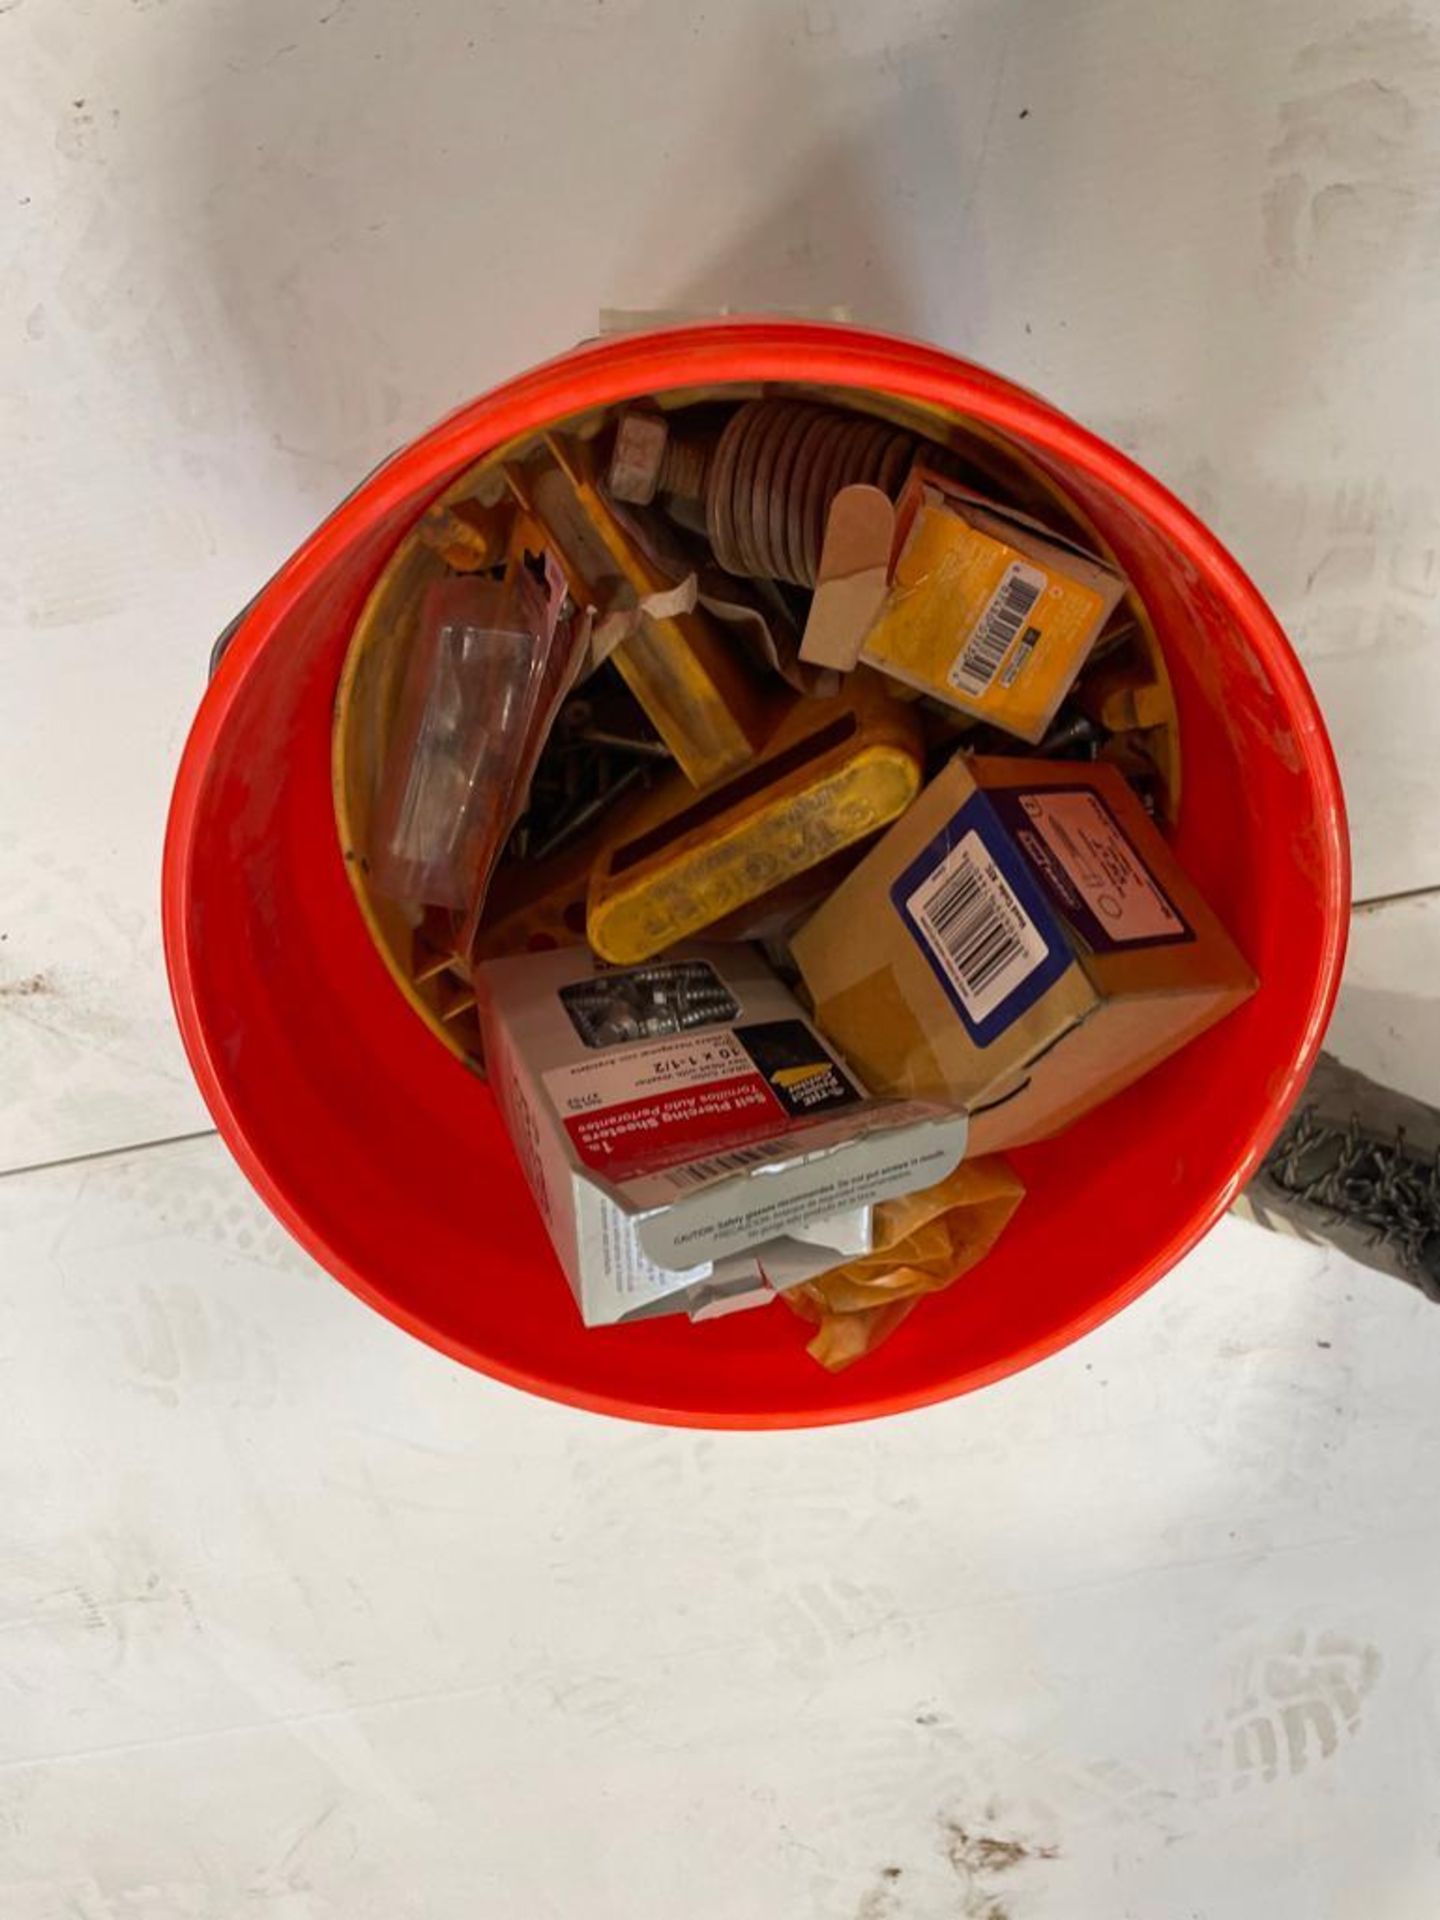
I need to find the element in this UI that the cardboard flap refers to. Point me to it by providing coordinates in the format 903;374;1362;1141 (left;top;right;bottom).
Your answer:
633;1106;968;1271
800;484;896;671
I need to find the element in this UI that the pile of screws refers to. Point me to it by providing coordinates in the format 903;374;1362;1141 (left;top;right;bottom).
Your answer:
1266;1107;1440;1299
508;672;674;863
559;959;740;1048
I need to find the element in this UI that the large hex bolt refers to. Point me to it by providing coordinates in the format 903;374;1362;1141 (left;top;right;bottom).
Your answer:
607;400;919;588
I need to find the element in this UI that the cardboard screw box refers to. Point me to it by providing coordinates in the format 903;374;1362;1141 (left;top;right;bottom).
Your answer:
859;466;1128;743
475;944;969;1326
791;756;1256;1155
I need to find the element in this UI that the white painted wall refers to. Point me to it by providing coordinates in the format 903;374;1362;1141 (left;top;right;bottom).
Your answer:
4;0;1440;1911
5;0;1440;1170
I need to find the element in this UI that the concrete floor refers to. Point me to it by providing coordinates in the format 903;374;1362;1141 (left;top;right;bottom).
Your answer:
4;0;1440;1912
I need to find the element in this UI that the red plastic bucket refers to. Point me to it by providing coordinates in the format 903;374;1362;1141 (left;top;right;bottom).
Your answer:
163;322;1348;1428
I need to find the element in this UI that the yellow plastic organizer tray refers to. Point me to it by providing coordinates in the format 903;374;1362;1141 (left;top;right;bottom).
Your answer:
585;669;923;965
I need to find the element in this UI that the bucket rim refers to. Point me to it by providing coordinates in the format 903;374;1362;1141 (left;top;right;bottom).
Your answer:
162;319;1350;1428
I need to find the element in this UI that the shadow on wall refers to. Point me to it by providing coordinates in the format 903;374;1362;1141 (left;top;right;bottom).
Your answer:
138;0;1440;554
1324;897;1440;1108
614;26;1005;343
156;0;1034;476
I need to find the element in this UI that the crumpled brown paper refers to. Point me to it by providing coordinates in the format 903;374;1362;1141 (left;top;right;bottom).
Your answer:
782;1157;1025;1370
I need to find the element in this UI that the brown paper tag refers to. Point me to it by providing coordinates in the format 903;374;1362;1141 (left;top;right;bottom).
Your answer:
800;484;896;671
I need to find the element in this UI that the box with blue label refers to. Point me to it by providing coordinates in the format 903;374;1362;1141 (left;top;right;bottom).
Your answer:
790;756;1256;1154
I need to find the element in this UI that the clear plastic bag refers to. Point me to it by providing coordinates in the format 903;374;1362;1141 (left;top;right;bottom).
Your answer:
371;561;582;937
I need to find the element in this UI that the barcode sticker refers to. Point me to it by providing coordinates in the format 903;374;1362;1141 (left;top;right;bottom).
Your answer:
999;628;1039;689
902;829;1051;1026
666;1141;785;1190
948;561;1047;697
